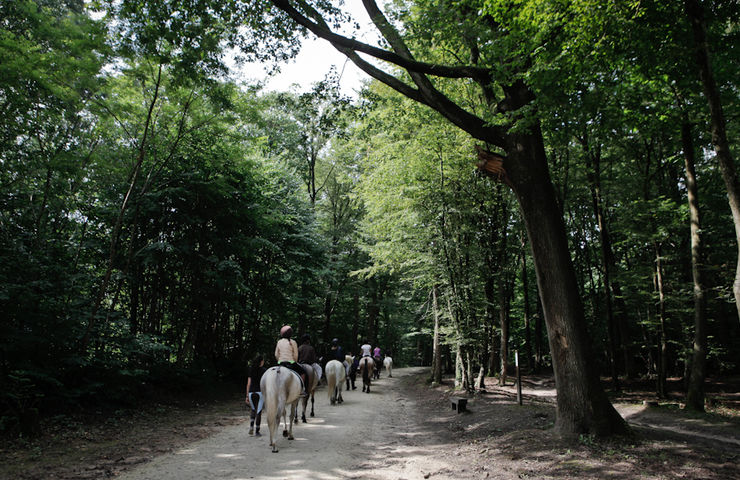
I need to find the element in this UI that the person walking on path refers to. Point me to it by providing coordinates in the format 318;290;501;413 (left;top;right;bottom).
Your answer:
246;355;266;436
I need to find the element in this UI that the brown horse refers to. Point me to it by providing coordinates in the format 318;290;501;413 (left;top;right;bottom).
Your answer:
373;355;382;380
358;356;374;393
260;366;302;453
295;363;320;423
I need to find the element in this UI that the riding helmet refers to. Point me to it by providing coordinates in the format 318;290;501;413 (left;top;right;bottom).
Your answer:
280;325;293;338
332;338;339;346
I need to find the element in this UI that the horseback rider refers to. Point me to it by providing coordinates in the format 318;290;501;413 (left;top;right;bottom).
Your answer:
360;340;372;358
298;334;322;383
330;338;344;361
372;345;382;373
330;338;351;377
298;334;317;364
274;325;307;396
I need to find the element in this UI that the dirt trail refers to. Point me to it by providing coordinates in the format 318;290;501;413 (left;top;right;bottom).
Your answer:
116;367;452;480
110;367;740;480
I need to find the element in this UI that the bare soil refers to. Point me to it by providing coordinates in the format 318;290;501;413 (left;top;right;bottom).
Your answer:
1;368;739;480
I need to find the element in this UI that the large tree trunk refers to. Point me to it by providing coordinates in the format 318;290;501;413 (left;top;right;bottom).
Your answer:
685;0;740;326
503;120;628;436
682;120;708;411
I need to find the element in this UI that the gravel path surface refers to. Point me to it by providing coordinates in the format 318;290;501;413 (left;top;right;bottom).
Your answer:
116;367;451;480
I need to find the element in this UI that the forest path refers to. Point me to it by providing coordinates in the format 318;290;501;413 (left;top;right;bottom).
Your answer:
116;367;456;480
112;368;740;480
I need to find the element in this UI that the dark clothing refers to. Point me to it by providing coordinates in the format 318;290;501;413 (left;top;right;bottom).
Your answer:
331;345;344;361
298;343;317;364
279;361;306;385
249;392;263;433
248;366;266;393
349;358;359;389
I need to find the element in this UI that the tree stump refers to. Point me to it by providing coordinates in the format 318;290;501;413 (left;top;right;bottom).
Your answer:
451;397;467;413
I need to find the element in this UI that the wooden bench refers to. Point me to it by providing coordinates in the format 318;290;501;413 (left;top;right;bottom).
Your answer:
451;397;467;413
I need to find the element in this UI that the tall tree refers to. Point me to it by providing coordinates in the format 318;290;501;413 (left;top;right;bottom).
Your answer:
681;117;708;411
267;0;627;436
684;0;740;327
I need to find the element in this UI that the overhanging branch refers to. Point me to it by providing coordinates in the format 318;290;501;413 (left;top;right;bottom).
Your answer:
270;0;507;147
273;0;491;81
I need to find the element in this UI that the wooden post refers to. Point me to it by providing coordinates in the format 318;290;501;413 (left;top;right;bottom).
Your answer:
516;350;522;406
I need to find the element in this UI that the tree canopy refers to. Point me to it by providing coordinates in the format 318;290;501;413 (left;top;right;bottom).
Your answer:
1;0;739;438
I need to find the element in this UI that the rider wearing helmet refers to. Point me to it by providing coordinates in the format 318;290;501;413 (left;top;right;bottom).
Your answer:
274;325;307;396
330;338;350;377
330;338;344;361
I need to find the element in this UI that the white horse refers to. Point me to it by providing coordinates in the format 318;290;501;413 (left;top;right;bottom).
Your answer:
358;356;374;393
296;363;321;423
325;359;346;405
383;356;393;377
260;366;302;453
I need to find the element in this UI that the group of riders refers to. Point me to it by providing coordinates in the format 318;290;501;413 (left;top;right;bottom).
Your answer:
245;325;388;436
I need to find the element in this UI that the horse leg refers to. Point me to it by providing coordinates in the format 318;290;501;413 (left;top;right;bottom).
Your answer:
270;412;279;453
301;396;307;423
310;393;315;417
288;403;296;440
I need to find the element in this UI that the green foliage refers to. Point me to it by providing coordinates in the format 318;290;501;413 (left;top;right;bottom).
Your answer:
3;0;740;437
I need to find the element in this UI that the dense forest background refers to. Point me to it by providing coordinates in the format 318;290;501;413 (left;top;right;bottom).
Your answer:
2;0;739;437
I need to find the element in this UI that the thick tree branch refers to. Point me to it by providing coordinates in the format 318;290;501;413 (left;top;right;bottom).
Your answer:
275;0;490;81
270;0;507;147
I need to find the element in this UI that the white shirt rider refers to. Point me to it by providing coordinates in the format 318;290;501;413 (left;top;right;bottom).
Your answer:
361;343;372;357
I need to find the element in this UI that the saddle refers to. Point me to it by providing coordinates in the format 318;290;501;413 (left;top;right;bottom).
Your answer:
278;365;307;394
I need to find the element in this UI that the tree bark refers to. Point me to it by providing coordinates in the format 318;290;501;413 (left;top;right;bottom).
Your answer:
504;119;628;435
654;242;668;399
681;120;708;411
684;0;740;326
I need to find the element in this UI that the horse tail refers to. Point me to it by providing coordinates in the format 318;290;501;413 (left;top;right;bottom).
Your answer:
326;364;335;402
362;358;371;384
261;367;280;445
